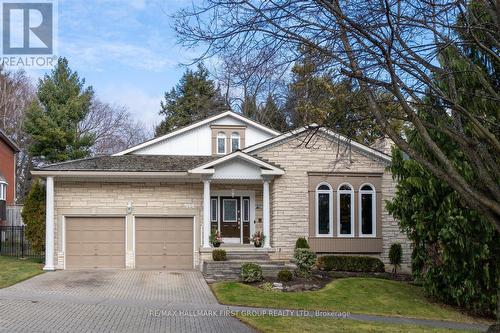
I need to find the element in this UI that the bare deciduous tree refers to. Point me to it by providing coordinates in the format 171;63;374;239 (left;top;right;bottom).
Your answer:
174;0;500;230
0;67;35;200
79;99;151;156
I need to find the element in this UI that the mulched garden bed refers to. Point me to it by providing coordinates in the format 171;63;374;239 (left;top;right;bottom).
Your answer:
245;270;413;292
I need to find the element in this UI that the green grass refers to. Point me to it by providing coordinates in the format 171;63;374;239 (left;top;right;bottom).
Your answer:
0;256;44;288
212;278;489;324
236;316;480;333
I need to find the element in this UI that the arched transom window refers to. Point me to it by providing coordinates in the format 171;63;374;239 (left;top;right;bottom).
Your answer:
217;132;226;154
316;183;333;236
337;183;354;237
359;184;376;237
231;132;240;152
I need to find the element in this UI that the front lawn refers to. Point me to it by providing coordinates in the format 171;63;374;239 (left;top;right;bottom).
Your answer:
212;278;487;324
236;316;480;333
0;256;43;288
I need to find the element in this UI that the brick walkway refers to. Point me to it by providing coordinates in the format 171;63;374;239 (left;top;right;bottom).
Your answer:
0;270;253;333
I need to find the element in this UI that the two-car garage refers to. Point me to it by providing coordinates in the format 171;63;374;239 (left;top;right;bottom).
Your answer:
64;216;193;270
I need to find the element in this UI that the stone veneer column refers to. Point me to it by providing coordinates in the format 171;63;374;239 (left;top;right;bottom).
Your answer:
43;176;55;271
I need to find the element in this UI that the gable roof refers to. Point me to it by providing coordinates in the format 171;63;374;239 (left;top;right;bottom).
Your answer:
189;151;285;175
0;129;20;152
33;155;215;172
113;111;281;156
243;125;392;163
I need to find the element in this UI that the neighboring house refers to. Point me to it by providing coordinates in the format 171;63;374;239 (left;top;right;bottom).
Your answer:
0;129;19;225
33;111;411;271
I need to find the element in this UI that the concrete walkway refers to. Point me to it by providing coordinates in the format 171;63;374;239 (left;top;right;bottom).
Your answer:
0;270;253;333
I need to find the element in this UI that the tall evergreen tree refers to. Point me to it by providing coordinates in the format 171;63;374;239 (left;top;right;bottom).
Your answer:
258;94;288;132
24;58;94;163
21;179;46;254
284;49;388;144
155;64;227;136
240;94;258;120
387;0;499;319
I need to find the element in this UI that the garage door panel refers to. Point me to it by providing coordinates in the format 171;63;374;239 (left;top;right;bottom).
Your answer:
164;230;192;241
65;217;125;269
135;217;193;270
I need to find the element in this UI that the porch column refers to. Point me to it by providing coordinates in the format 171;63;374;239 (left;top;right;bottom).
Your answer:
203;178;211;248
263;177;271;248
43;176;55;271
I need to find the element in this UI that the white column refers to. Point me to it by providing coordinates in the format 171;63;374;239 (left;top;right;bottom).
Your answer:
263;177;271;248
43;176;55;271
203;178;211;248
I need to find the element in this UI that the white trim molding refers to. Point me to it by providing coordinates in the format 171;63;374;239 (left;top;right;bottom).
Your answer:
337;183;355;238
189;151;285;176
43;176;55;271
262;177;271;248
113;111;281;156
358;183;377;238
315;182;333;237
203;178;211;248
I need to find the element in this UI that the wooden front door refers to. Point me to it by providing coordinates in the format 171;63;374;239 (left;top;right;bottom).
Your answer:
220;197;240;238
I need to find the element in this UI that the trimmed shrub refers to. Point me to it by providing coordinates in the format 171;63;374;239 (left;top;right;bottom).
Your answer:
212;249;227;261
240;263;263;283
389;243;403;274
294;248;317;277
295;237;310;249
277;269;293;282
317;255;384;273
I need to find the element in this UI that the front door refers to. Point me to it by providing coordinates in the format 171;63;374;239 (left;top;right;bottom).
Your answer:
220;197;240;238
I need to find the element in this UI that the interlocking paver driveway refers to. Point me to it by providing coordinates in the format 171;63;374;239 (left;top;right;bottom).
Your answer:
0;270;253;333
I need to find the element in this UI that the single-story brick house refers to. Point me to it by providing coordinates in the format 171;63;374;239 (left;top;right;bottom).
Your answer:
33;111;411;271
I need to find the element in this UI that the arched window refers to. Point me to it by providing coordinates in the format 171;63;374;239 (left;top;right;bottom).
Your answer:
316;183;333;236
337;183;354;237
217;132;226;154
359;184;376;237
231;132;240;152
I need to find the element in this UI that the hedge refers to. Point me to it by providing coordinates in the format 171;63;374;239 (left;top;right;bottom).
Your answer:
317;255;384;273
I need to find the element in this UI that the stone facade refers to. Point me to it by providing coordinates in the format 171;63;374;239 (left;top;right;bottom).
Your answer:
49;132;411;272
255;133;411;271
53;181;203;269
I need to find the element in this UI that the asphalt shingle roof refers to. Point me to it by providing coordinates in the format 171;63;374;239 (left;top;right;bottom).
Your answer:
35;155;216;172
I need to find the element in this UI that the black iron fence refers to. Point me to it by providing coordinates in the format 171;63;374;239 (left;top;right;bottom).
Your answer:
0;225;43;259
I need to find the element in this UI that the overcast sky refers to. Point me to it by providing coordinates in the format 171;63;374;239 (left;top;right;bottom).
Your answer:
27;0;198;129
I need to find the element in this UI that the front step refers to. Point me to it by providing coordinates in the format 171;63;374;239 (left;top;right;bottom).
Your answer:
226;252;270;260
203;259;297;281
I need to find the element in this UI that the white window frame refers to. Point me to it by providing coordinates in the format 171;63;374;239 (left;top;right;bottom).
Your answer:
242;198;250;222
358;183;376;237
231;132;240;152
210;198;218;222
337;183;354;237
315;182;333;237
217;132;226;155
222;198;238;222
0;182;6;201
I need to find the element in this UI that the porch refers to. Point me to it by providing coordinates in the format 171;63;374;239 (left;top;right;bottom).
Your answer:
191;151;285;249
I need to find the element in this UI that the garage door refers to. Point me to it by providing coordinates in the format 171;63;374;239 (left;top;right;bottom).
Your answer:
135;217;193;269
65;217;125;269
